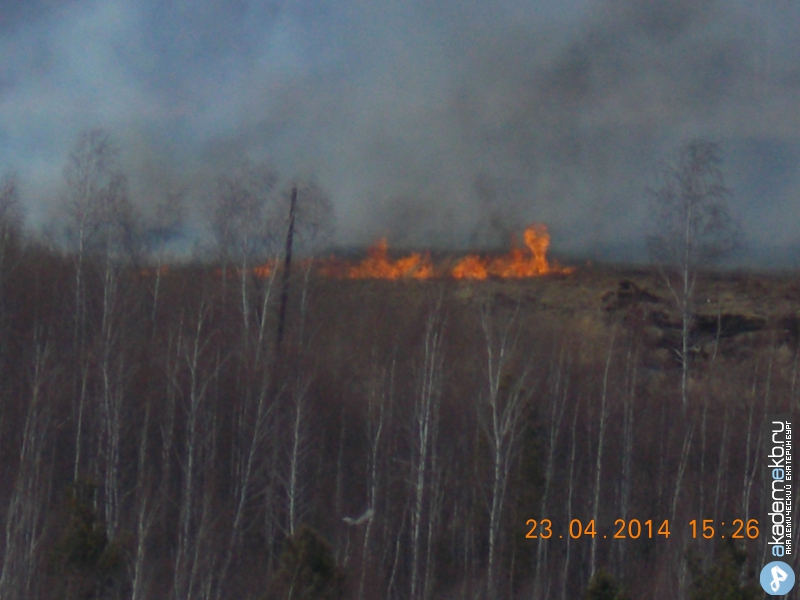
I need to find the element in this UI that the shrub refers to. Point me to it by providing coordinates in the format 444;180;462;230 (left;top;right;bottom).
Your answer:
266;525;345;600
53;479;128;600
585;569;629;600
689;538;760;600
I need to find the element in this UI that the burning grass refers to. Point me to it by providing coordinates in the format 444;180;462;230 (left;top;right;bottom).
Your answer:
267;223;574;280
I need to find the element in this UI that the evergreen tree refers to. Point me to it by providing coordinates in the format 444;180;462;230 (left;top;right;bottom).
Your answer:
689;538;760;600
585;569;629;600
268;525;345;600
53;479;128;600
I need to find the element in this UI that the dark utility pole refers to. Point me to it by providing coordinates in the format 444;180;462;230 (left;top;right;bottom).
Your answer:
276;186;297;348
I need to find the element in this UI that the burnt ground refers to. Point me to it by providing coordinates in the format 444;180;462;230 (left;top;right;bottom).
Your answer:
427;264;800;369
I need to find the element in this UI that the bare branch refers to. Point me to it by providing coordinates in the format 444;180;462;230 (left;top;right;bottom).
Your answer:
647;139;740;271
211;161;280;263
647;139;740;411
0;171;23;247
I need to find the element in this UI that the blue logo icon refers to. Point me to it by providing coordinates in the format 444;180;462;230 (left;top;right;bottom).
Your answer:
761;561;795;595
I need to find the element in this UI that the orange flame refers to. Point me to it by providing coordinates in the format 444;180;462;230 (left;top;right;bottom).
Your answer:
345;239;435;279
451;255;488;280
253;262;275;278
452;223;572;279
139;265;170;277
248;223;572;280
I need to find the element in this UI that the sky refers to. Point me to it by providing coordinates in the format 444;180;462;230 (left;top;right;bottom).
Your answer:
2;0;800;262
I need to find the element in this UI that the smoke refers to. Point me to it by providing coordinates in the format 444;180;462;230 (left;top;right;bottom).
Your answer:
1;0;799;259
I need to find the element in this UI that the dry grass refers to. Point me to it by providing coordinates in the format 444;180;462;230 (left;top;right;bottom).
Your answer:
308;263;799;378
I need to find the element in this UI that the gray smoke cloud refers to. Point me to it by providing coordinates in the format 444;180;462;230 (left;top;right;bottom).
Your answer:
2;0;799;260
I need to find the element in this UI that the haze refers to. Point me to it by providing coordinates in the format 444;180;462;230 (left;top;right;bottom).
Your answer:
2;0;799;264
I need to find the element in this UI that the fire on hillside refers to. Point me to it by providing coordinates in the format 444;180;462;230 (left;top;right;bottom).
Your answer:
451;223;572;279
160;223;574;280
314;223;574;280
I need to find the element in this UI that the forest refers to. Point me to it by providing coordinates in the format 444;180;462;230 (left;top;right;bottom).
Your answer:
0;131;796;600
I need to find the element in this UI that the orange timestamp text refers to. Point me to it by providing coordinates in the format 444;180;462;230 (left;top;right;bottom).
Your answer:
525;518;760;540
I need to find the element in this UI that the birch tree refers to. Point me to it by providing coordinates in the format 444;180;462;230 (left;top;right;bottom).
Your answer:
61;127;122;337
616;337;638;580
285;376;312;539
210;161;278;330
410;304;445;600
647;139;738;411
0;170;21;276
479;302;532;599
562;396;581;600
589;329;615;580
213;273;280;600
533;345;570;599
355;352;394;600
173;294;222;600
0;171;22;375
95;173;139;542
0;333;52;600
60;127;126;484
146;189;184;325
130;388;155;600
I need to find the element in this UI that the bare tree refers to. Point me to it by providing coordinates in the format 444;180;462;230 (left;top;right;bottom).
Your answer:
410;303;445;600
355;352;394;600
61;128;135;274
146;189;185;324
210;161;279;329
0;171;22;375
96;177;138;543
172;293;223;600
647;139;739;411
0;170;22;274
90;170;140;545
616;336;638;581
561;396;581;600
478;301;531;598
213;274;280;600
59;127;135;486
533;345;570;599
283;178;335;255
130;387;156;600
208;163;290;597
285;376;312;539
589;328;615;580
274;179;334;348
0;331;53;600
647;141;739;599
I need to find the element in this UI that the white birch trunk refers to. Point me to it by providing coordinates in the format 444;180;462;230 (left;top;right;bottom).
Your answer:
561;397;580;600
410;308;444;600
358;356;393;600
174;298;219;600
590;329;615;579
0;338;51;600
479;303;530;599
534;348;569;598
